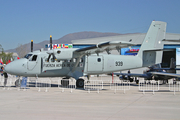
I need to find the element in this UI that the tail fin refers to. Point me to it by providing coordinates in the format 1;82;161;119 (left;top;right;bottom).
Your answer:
167;58;176;73
137;21;167;67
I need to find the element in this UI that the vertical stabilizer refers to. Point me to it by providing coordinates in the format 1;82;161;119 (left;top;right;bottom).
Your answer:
167;58;176;73
137;21;167;67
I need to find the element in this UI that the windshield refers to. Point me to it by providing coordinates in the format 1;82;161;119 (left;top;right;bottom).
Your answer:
24;54;33;59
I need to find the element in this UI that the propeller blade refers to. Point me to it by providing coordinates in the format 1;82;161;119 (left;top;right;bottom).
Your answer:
52;54;57;61
47;54;51;62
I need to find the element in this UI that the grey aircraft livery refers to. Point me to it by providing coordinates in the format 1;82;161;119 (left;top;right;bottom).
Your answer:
4;21;167;88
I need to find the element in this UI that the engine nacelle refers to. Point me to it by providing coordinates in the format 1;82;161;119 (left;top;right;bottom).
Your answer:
47;48;74;60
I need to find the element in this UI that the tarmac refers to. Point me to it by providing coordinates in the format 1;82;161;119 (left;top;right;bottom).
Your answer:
0;76;180;120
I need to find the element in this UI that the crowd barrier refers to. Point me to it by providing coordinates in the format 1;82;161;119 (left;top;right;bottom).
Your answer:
0;74;17;90
58;78;76;93
83;76;130;94
84;80;103;93
110;78;130;94
139;80;159;94
36;78;51;92
168;79;180;95
1;74;180;95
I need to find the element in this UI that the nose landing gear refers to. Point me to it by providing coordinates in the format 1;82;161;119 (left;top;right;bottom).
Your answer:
15;79;22;87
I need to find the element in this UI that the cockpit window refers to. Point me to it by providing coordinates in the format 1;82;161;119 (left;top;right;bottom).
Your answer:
31;55;37;61
24;54;33;59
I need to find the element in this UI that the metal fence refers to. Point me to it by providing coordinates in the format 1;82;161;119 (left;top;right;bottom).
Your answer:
139;80;159;94
84;80;103;93
1;74;180;95
110;78;130;94
168;79;180;95
58;78;76;93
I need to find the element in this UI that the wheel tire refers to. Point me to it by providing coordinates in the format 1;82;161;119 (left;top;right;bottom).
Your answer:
15;79;22;87
76;79;84;88
129;78;133;82
136;80;139;84
61;79;69;87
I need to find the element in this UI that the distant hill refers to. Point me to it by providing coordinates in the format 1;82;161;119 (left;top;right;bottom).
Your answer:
5;31;121;53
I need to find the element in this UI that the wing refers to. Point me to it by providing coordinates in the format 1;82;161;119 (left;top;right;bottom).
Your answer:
151;72;180;78
74;41;136;55
71;41;135;74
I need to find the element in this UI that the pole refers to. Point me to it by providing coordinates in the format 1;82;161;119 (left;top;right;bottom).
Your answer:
50;35;52;50
31;40;33;52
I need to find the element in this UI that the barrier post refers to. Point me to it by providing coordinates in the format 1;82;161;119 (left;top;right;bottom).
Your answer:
153;83;155;95
174;82;176;95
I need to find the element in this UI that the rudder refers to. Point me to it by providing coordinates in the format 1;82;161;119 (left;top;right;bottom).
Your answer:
137;21;167;67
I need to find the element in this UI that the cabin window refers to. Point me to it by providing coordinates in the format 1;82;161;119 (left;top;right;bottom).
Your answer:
73;58;76;62
80;58;83;63
97;58;101;62
57;50;61;54
32;55;37;61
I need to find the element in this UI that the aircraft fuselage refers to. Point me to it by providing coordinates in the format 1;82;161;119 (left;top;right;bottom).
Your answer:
5;49;143;80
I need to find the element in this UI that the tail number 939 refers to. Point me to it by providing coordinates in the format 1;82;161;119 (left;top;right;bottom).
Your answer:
115;61;123;66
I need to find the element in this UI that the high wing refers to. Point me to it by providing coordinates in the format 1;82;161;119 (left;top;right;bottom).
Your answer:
68;41;136;73
74;41;136;55
151;72;180;78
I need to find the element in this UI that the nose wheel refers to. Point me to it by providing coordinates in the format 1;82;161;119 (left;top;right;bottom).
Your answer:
15;79;22;87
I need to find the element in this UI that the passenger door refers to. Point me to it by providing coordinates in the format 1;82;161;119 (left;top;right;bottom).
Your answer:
87;56;104;72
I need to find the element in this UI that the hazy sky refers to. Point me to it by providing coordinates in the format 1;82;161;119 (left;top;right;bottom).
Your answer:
1;0;180;50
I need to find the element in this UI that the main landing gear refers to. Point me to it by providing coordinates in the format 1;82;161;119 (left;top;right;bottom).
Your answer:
15;78;22;87
61;78;69;87
61;78;84;88
76;79;84;88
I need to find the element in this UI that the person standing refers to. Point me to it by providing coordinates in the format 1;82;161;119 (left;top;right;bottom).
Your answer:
1;67;8;87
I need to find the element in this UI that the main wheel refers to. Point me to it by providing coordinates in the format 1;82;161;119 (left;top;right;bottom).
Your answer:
136;80;139;84
61;78;69;87
76;79;84;88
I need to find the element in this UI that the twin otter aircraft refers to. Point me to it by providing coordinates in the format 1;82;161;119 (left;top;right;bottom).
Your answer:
5;21;167;88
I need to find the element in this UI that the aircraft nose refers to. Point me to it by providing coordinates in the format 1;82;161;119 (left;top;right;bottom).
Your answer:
4;59;27;75
4;63;13;74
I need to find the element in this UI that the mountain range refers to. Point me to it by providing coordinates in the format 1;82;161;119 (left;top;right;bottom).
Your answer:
6;31;122;53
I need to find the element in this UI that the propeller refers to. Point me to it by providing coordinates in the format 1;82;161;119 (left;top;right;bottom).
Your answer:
46;35;57;62
31;40;33;52
46;50;57;62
